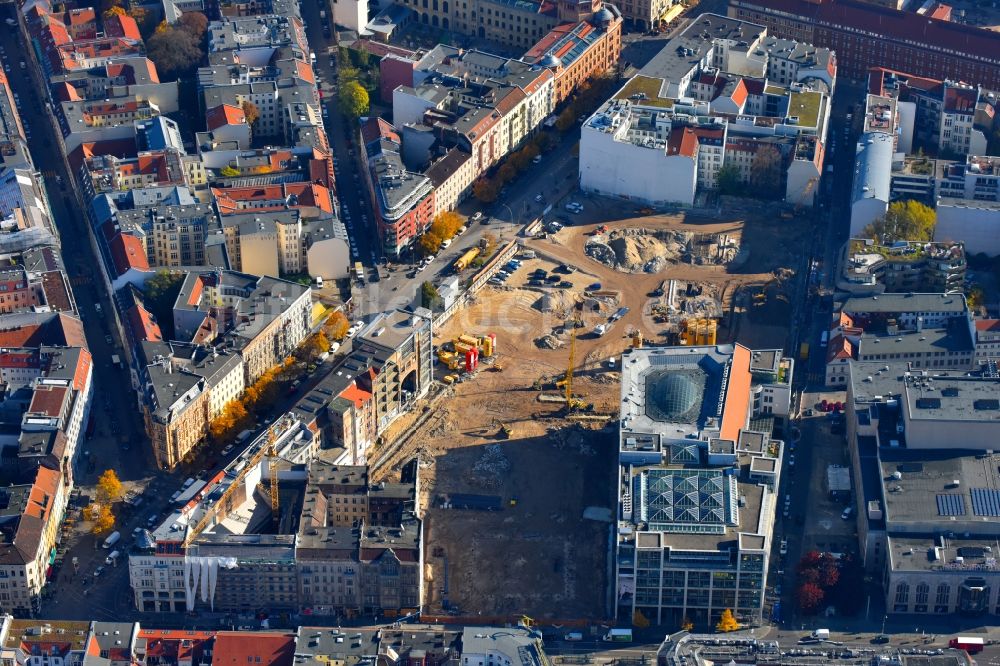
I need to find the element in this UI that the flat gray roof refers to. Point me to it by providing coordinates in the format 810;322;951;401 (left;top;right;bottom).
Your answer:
842;292;968;315
879;448;1000;535
639;14;765;85
889;534;1000;573
903;372;1000;422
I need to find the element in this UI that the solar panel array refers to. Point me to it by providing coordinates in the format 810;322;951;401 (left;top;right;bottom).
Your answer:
937;493;966;516
971;488;1000;517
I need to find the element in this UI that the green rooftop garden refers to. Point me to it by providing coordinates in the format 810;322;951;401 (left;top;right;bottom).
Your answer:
787;91;821;128
615;76;674;108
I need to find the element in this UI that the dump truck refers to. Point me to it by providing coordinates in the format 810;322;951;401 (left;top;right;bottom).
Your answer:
454;247;481;271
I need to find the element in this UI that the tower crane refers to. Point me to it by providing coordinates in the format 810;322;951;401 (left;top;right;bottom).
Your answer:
182;416;291;549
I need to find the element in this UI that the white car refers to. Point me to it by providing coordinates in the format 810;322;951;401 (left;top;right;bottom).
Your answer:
779;539;788;555
222;444;234;455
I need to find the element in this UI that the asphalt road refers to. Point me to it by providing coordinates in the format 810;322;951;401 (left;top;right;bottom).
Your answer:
0;3;170;619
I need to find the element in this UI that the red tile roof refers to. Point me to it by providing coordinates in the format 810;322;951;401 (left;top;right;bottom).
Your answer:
103;13;141;40
731;78;749;108
826;334;854;362
340;383;372;408
108;231;150;276
126;303;163;343
666;127;698;157
360;117;400;145
975;318;1000;332
212;183;334;215
67;8;96;25
206;104;247;131
211;633;295;666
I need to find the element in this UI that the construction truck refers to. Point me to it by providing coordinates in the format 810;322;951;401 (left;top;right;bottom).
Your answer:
454;247;481;271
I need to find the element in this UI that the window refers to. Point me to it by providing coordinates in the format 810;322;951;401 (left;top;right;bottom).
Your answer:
894;582;909;605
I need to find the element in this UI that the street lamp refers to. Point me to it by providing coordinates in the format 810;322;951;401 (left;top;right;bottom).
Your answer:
497;202;516;240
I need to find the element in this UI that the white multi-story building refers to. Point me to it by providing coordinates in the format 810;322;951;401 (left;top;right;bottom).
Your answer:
579;14;832;207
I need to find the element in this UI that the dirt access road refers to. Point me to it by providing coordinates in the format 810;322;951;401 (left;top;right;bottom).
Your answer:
529;208;807;350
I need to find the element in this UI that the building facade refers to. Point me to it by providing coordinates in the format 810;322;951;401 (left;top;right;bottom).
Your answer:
616;344;792;629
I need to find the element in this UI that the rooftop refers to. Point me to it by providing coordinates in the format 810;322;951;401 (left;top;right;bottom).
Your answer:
878;448;1000;539
639;14;765;85
842;292;968;315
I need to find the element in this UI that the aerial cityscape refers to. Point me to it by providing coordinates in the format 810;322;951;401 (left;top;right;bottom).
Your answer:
0;0;998;661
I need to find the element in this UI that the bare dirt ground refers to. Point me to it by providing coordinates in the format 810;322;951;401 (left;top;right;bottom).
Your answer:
374;267;625;620
534;210;807;350
371;207;807;620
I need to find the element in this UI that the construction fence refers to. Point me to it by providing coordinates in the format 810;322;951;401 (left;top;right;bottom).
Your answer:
432;240;519;330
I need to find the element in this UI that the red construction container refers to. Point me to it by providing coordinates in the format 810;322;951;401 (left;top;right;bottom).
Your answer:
465;348;478;372
488;332;497;355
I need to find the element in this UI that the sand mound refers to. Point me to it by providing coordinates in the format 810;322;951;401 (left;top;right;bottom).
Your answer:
586;228;685;273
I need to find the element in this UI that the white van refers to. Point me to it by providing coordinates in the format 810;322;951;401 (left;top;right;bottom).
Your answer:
313;276;324;288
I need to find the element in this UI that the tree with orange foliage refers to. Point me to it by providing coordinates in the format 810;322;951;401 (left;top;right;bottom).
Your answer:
103;5;125;20
324;311;350;341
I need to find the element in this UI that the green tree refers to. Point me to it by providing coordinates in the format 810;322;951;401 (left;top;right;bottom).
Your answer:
716;163;742;195
241;100;260;126
862;200;937;243
338;81;370;119
420;281;442;311
146;24;204;80
220;165;240;177
142;270;184;339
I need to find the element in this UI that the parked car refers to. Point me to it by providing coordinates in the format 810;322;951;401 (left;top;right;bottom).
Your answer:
779;539;788;555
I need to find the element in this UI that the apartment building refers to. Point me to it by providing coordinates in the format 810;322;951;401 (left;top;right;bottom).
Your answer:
616;344;792;629
974;320;1000;362
825;293;973;386
0;245;75;315
580;15;832;207
837;239;966;296
522;4;623;106
350;310;434;433
140;270;310;469
728;0;1000;88
207;15;309;55
0;339;92;616
360;118;435;257
290;369;377;466
129;419;420;615
112;201;220;269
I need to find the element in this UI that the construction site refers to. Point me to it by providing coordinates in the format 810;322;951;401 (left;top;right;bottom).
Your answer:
369;207;810;621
